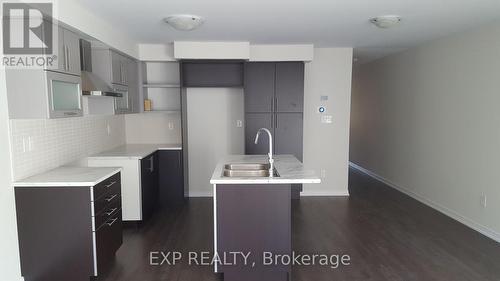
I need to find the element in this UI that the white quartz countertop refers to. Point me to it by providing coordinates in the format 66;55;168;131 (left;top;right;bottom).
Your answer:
87;143;182;160
210;155;321;184
14;166;122;187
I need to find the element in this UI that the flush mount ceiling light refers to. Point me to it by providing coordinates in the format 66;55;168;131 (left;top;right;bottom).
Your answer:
164;14;204;31
370;15;402;28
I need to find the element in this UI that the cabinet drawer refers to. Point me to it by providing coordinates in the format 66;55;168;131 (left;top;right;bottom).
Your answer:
95;210;122;276
94;185;121;216
93;173;120;202
94;199;121;231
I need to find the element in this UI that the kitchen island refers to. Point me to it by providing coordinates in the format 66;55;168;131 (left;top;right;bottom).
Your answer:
210;155;320;281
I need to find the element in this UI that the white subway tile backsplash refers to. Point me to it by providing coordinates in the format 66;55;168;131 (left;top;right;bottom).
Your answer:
10;115;126;181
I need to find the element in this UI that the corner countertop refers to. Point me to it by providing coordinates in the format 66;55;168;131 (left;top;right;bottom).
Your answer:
87;143;182;160
210;155;321;185
14;166;122;187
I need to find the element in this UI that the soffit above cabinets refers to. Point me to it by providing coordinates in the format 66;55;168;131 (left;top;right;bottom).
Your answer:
174;41;250;60
147;42;314;62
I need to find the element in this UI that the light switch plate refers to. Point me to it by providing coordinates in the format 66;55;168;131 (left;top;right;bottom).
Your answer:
236;120;243;128
321;115;333;124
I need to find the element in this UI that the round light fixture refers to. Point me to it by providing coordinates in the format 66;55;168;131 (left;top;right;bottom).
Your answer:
370;15;401;29
164;14;204;31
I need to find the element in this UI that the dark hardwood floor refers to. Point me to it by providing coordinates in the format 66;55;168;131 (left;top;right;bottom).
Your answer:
100;168;500;281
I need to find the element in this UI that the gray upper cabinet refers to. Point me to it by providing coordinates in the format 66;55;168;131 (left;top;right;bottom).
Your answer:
111;51;129;86
244;62;304;113
6;68;82;119
92;48;137;114
244;63;275;113
94;49;129;86
275;62;304;113
62;29;82;76
48;23;81;76
127;59;141;113
181;62;243;87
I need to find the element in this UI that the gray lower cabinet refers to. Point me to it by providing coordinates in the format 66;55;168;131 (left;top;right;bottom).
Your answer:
158;150;184;208
141;153;159;220
245;113;273;155
15;172;123;281
274;113;303;161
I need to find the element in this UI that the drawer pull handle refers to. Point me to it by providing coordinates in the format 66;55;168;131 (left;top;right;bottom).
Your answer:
105;181;116;188
104;194;118;202
105;208;118;216
106;218;118;226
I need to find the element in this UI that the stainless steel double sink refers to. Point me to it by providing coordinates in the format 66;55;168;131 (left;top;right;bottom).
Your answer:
223;163;279;177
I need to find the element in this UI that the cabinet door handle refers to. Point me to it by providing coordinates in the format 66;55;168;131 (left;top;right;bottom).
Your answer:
105;208;118;216
121;62;125;84
106;217;118;226
105;181;116;188
275;114;278;128
149;156;154;172
67;45;70;71
274;97;278;112
104;194;118;202
63;45;68;70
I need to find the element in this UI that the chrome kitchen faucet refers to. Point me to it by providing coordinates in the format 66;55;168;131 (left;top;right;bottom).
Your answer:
254;128;274;177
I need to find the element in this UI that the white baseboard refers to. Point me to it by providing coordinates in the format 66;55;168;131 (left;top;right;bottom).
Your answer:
301;191;349;197
188;191;212;198
349;162;500;243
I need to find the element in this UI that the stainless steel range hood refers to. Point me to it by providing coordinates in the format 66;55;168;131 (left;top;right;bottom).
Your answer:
79;39;122;97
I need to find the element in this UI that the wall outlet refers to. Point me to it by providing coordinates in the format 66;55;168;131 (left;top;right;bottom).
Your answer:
320;169;326;178
236;120;243;128
480;194;487;208
106;124;111;135
168;122;174;130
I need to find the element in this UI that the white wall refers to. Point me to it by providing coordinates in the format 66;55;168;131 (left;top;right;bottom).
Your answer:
302;48;353;196
186;88;245;197
57;0;138;57
125;112;182;144
350;22;500;242
10;115;126;181
0;70;23;281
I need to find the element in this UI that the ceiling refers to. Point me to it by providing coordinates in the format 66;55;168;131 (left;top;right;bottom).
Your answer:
76;0;500;63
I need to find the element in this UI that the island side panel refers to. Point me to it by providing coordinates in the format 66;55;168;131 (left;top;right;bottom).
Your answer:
216;184;291;281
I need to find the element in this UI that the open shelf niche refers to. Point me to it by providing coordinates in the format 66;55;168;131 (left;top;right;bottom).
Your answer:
141;61;181;112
